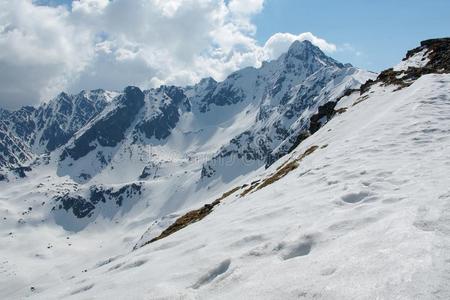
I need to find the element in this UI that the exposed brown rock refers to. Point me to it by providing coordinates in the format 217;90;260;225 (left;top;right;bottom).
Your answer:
287;131;311;154
141;144;322;247
360;37;450;94
334;107;347;115
309;102;337;134
254;145;319;193
144;185;242;245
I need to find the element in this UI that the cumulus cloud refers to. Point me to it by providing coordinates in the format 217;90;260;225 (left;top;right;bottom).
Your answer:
0;0;337;109
228;0;264;16
262;32;337;60
0;0;93;109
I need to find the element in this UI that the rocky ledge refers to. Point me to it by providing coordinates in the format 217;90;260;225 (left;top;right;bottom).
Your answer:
361;38;450;93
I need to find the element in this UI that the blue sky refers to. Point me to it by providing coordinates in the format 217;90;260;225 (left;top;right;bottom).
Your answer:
254;0;450;71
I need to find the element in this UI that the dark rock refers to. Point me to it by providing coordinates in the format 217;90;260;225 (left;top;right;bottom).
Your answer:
309;101;337;134
62;86;145;161
12;166;32;178
139;167;151;179
138;186;241;248
56;194;95;219
89;183;142;207
199;83;245;112
288;131;311;153
201;165;215;178
139;165;154;179
360;37;450;94
136;86;186;140
79;173;91;181
39;121;72;152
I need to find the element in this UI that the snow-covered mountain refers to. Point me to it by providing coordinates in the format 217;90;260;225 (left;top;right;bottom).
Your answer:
1;38;449;299
0;40;374;229
0;89;116;171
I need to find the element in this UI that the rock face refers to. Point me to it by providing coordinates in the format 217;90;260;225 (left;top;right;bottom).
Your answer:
416;38;450;72
0;89;114;170
198;80;245;113
52;183;143;220
35;90;111;152
89;183;142;207
61;87;145;161
309;101;337;134
135;86;189;140
0;121;33;169
361;38;450;93
57;194;96;219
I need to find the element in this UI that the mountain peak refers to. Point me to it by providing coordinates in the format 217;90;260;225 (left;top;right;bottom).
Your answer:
288;39;313;49
283;40;344;69
199;77;217;85
56;91;70;99
0;108;10;119
286;40;321;57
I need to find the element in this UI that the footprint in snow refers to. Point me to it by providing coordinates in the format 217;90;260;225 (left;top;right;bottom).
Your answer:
320;267;337;276
341;191;371;204
70;283;94;295
192;259;231;289
280;235;316;260
120;259;148;271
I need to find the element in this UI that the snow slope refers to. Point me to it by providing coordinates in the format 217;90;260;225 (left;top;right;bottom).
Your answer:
2;74;450;299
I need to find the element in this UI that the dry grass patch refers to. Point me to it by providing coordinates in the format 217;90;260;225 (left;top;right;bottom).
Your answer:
255;160;299;192
145;186;242;245
240;180;260;197
143;145;320;246
252;145;319;194
334;107;347;114
353;95;370;106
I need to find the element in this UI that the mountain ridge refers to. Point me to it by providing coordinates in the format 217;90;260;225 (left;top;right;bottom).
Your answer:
0;40;375;236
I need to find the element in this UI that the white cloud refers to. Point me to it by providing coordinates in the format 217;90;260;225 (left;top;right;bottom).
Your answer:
0;0;94;109
72;0;109;14
263;32;337;60
0;0;337;109
228;0;264;16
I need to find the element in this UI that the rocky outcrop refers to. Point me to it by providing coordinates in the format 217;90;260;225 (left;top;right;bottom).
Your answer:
415;38;450;72
61;87;144;161
136;186;241;248
309;101;337;134
36;90;111;152
55;194;96;219
138;145;321;248
90;183;142;207
198;83;245;113
361;38;450;94
136;86;188;140
12;166;32;178
0;121;34;169
0;173;7;181
53;183;143;219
